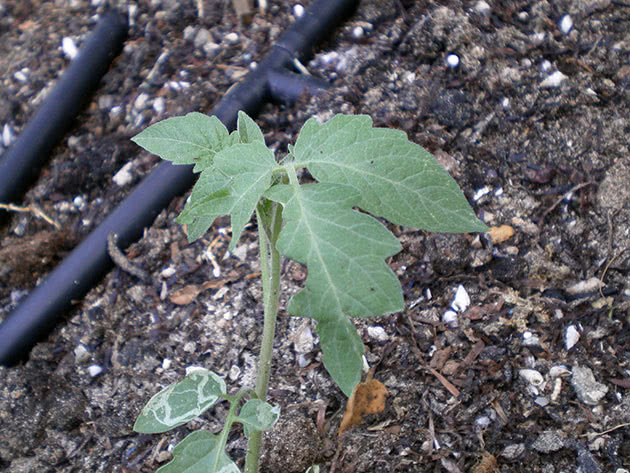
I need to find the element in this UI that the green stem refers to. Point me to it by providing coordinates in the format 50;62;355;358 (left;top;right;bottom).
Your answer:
245;200;283;473
214;390;249;472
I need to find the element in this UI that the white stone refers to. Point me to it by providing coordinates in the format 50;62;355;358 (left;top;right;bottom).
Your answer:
73;195;85;210
128;4;137;27
162;358;172;370
446;54;459;68
62;37;78;60
451;285;470;312
559;15;573;34
352;26;364;39
540;71;567;88
14;68;29;82
224;32;239;44
113;162;134;186
473;186;492;201
293;4;304;17
442;310;458;328
474;1;491;15
133;93;149;110
153;97;166;115
160;266;176;278
565;325;580;350
2;123;14;147
367;326;388;341
88;364;103;377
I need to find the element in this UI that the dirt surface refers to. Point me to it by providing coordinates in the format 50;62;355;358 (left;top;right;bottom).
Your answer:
1;0;630;472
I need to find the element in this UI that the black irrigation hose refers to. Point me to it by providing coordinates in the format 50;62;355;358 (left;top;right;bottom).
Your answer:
0;0;360;367
0;10;128;205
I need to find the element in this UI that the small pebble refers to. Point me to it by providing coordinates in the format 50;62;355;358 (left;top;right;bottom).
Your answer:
559;15;573;34
532;431;566;453
571;364;608;405
162;358;172;370
203;42;221;57
74;344;90;363
153;97;166;115
451;285;470;312
133;93;149;111
62;37;78;60
73;195;86;211
474;1;491;16
194;28;211;49
442;309;458;328
160;266;176;278
293;4;305;18
565;325;580;350
88;364;104;377
473;186;492;201
446;54;460;68
14;68;29;82
540;70;567;88
2;124;14;147
183;25;197;41
224;32;239;45
113;162;134;186
128;4;137;27
500;444;525;460
352;26;364;39
367;326;388;341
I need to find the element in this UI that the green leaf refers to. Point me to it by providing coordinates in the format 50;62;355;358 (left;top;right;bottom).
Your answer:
293;114;487;233
179;142;278;248
264;182;403;395
237;110;265;144
155;430;239;473
177;170;232;241
317;318;364;397
131;112;231;173
134;368;227;434
235;399;281;438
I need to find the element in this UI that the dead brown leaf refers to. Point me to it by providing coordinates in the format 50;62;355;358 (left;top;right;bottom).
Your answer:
169;285;201;305
339;377;388;436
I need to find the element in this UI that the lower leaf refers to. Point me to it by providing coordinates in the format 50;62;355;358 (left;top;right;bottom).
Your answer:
156;430;239;473
317;318;364;397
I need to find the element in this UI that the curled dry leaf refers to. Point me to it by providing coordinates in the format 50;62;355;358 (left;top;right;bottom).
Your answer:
169;284;201;305
338;377;388;435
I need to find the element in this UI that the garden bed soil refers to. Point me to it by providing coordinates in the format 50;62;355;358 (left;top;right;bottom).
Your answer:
1;0;629;472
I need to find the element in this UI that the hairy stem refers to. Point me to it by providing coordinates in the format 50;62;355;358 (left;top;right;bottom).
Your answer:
245;200;283;473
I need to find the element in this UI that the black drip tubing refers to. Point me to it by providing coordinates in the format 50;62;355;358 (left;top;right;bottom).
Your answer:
0;0;360;366
0;10;128;205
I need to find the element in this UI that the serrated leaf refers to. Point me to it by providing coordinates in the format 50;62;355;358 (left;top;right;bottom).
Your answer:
293;114;487;233
177;169;232;241
179;142;278;248
237;110;265;144
264;182;403;395
132;112;232;173
235;399;281;438
134;369;227;434
156;430;239;473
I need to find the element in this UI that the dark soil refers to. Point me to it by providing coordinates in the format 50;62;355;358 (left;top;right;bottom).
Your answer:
1;1;630;472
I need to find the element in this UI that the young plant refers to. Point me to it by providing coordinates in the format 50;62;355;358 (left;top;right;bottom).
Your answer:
131;111;487;473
